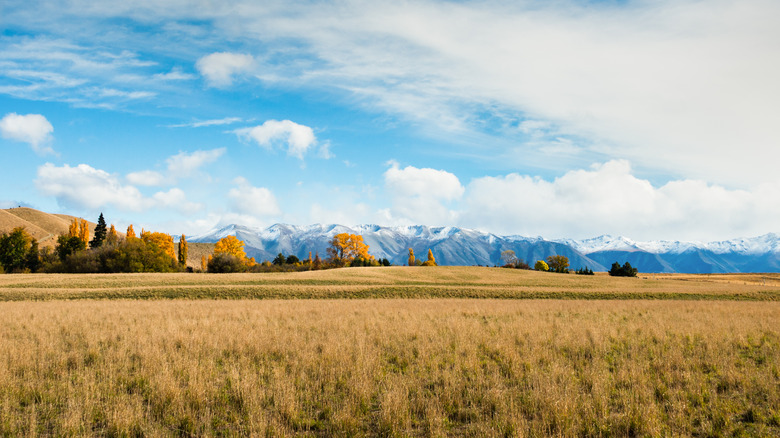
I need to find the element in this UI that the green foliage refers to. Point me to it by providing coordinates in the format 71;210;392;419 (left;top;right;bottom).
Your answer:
56;235;86;262
609;262;638;277
576;266;595;275
26;239;40;273
90;213;107;248
547;255;570;273
52;238;181;273
0;227;33;273
534;260;549;271
178;235;188;267
285;255;300;265
272;253;286;266
208;253;247;273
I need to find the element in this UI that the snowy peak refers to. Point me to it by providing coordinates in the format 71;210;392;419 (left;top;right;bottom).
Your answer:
557;235;642;253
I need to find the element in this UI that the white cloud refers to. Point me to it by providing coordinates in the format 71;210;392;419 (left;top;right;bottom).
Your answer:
166;148;226;178
383;162;464;225
196;52;255;87
126;148;226;186
126;170;166;187
0;113;54;155
460;160;780;241
168;117;242;128
234;120;318;160
153;67;195;81
36;163;200;213
228;177;281;217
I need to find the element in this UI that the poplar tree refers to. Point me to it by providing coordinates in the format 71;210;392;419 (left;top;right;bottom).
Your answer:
126;225;136;240
201;255;207;272
106;225;118;246
78;219;89;245
408;248;415;266
422;249;437;266
68;218;79;238
90;213;107;248
178;234;188;266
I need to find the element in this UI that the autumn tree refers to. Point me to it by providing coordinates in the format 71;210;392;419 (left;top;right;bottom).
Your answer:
534;260;549;271
68;218;79;238
546;255;569;273
90;213;107;248
408;248;415;266
201;255;207;272
140;230;176;261
327;233;373;266
312;252;322;270
421;249;437;266
106;225;119;246
79;219;90;245
178;234;188;267
213;235;249;268
501;250;517;267
126;225;136;241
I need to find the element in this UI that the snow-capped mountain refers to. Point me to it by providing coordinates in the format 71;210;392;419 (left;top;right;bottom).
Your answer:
190;224;780;273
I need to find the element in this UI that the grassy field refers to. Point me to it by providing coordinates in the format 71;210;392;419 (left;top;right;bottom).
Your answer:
2;266;780;301
1;299;778;436
2;267;779;436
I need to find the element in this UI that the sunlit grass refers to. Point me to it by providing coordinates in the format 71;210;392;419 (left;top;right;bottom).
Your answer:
1;299;778;436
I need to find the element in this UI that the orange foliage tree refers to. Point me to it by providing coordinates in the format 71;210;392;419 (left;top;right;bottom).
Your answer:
140;230;176;261
327;233;373;266
79;219;90;245
213;235;248;261
126;225;136;240
106;225;119;246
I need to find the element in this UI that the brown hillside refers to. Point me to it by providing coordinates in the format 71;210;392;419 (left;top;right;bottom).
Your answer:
1;207;97;248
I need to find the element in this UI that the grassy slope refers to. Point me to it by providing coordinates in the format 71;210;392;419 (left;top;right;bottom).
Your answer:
0;207;96;248
1;266;780;301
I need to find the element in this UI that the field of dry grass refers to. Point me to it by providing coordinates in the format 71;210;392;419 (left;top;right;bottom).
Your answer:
1;299;778;436
1;266;779;301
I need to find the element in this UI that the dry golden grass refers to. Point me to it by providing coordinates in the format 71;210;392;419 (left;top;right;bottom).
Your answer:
0;299;778;436
1;267;779;301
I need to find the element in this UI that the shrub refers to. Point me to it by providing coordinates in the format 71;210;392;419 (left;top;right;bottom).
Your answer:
609;262;638;277
575;267;595;275
208;253;247;273
534;260;549;271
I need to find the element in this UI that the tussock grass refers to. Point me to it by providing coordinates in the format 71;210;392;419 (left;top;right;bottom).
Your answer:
1;299;778;436
1;267;779;301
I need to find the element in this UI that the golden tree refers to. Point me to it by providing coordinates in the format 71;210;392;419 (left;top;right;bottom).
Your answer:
141;231;176;261
327;233;373;265
126;225;136;240
421;249;437;266
201;255;207;272
178;234;188;267
213;235;247;259
106;225;119;246
78;219;89;245
68;218;79;238
408;248;415;266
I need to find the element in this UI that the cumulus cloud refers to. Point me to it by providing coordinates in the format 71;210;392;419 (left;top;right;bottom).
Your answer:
126;148;226;186
460;160;780;241
0;113;54;155
196;52;255;87
36;163;201;213
228;177;281;217
234;120;319;160
384;162;464;225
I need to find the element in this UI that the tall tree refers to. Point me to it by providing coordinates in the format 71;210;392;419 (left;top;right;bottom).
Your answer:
408;248;415;266
327;233;373;266
106;225;119;246
214;235;247;261
141;231;176;261
126;225;136;240
421;249;437;266
178;234;188;267
201;255;207;272
79;219;90;245
25;239;40;272
90;213;107;248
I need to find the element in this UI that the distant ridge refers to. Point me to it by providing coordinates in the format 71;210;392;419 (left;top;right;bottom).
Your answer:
4;207;779;273
191;223;780;273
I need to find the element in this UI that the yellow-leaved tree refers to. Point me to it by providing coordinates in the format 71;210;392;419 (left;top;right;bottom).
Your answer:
141;230;176;261
68;218;79;238
106;225;118;246
408;248;415;266
178;234;188;267
126;225;136;240
421;249;437;266
327;233;373;266
213;235;247;261
78;219;90;245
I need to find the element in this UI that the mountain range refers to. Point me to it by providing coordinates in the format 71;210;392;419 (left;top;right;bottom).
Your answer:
190;223;780;273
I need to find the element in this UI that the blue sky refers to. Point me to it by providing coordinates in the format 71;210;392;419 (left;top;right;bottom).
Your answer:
1;0;779;241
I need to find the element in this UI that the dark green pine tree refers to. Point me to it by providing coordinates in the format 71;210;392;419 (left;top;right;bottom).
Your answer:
90;213;108;248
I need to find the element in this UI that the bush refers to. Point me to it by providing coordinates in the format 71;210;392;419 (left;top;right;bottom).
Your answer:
208;253;247;273
49;238;180;273
575;267;595;275
534;260;549;271
609;262;638;277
